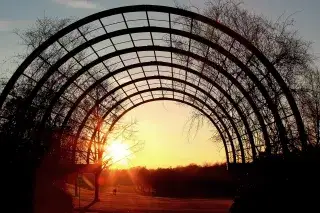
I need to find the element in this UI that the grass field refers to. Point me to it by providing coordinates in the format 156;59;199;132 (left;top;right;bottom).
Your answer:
68;185;232;213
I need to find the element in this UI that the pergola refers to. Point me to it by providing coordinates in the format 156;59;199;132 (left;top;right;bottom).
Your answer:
0;5;307;166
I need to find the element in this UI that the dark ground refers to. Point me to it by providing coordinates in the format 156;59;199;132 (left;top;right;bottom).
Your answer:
70;185;232;213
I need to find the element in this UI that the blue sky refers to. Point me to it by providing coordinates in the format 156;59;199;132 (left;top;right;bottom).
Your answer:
0;0;320;167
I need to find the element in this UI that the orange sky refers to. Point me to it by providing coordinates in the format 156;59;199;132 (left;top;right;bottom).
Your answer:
108;101;226;169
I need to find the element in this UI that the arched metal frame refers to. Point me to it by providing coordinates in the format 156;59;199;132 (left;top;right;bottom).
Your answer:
101;97;234;164
83;80;243;163
0;5;307;165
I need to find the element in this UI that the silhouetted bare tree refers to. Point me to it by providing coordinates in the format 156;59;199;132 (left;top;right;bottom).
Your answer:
296;67;320;147
174;0;316;155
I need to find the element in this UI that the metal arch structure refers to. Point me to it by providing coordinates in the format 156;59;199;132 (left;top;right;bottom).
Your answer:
100;96;234;164
0;5;308;166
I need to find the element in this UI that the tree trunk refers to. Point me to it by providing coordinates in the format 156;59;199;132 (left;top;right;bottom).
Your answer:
94;140;103;202
94;169;102;202
74;176;78;197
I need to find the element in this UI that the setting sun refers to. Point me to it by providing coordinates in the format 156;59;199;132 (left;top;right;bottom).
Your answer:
104;140;132;166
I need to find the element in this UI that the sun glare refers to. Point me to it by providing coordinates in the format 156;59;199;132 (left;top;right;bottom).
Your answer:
104;140;132;166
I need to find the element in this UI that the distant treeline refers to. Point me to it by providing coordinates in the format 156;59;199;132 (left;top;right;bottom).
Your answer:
94;163;236;198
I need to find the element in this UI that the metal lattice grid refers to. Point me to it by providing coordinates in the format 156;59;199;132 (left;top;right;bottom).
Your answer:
0;5;307;165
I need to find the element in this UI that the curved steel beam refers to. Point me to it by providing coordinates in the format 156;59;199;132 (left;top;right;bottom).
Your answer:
52;49;272;158
99;97;233;165
43;46;274;158
74;76;252;163
20;27;279;153
0;5;305;149
85;88;238;164
53;57;266;156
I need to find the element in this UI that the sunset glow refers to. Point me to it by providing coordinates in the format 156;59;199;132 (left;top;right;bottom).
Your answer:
104;140;132;166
